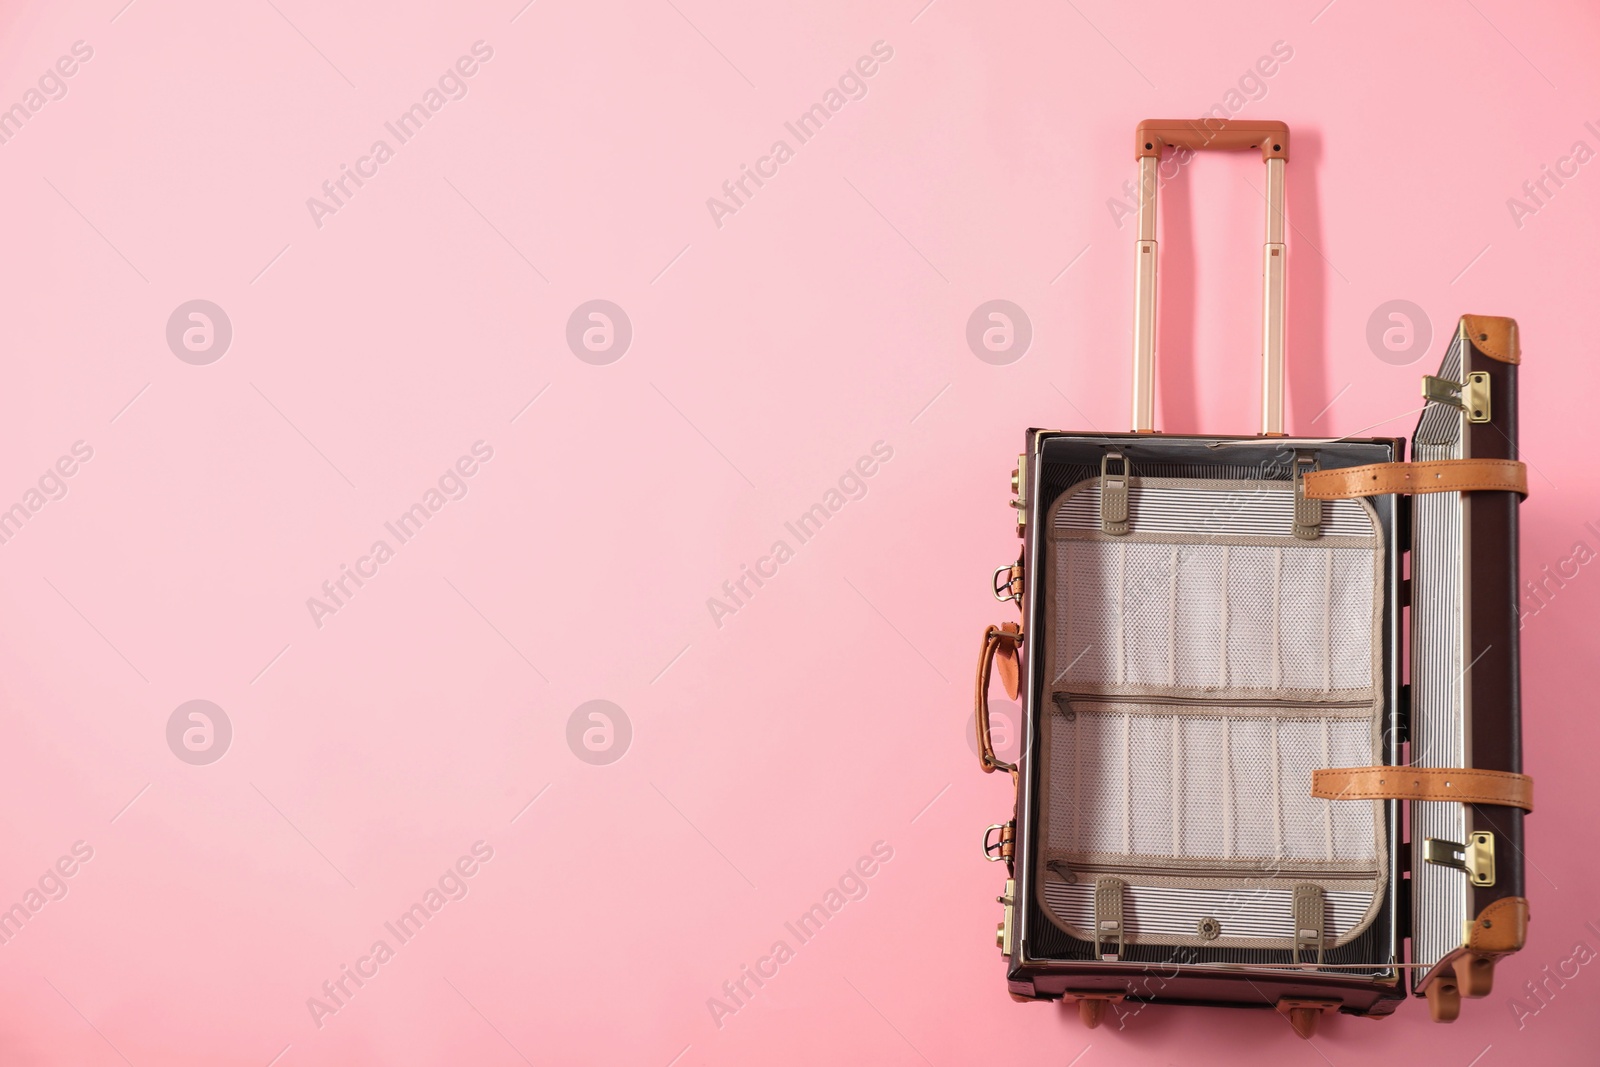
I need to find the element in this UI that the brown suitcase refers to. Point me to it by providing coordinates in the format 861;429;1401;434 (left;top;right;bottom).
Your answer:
975;119;1531;1036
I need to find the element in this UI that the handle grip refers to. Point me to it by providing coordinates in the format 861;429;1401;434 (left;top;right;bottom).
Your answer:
1136;119;1289;163
974;623;1020;775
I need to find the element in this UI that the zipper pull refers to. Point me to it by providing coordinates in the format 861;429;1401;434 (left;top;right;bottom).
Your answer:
1046;859;1077;884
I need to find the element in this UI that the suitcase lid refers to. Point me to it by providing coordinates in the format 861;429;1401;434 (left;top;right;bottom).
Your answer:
1403;317;1528;1011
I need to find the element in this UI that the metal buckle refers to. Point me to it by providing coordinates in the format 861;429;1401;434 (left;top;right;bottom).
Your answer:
992;561;1022;604
983;824;1007;862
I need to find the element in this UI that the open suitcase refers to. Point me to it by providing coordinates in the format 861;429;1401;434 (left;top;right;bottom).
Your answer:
976;120;1531;1036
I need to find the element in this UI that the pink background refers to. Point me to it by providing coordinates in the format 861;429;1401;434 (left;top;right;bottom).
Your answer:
0;0;1595;1063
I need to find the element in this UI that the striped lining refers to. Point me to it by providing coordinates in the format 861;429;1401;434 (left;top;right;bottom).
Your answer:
1411;333;1468;980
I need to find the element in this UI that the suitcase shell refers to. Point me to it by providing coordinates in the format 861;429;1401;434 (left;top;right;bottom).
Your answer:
1408;317;1527;1021
976;120;1528;1035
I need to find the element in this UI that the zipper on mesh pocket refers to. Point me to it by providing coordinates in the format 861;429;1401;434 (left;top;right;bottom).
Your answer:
1053;691;1369;712
1050;858;1378;882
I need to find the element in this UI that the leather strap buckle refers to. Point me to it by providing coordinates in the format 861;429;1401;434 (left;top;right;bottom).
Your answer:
983;822;1015;863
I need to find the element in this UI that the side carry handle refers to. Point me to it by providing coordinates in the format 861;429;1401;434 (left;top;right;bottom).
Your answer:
974;623;1020;774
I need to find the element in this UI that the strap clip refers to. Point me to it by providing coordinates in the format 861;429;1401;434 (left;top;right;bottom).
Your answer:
1100;451;1129;536
1292;883;1326;964
1292;451;1321;540
1094;877;1126;960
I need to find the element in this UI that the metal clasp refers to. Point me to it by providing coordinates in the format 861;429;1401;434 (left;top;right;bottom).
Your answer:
1423;832;1496;886
996;878;1016;956
1011;452;1028;536
1464;372;1491;423
1423;373;1492;424
1422;374;1465;409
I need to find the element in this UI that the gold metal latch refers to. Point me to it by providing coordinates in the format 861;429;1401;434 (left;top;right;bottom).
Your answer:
1010;452;1027;537
1421;373;1491;424
995;878;1015;956
1423;832;1496;886
1464;372;1491;423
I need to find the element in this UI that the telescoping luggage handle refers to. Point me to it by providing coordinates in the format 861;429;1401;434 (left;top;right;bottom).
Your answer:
1131;119;1290;436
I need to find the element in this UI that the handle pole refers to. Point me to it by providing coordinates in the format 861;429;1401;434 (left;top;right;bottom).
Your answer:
1128;120;1291;436
1261;156;1287;435
1131;155;1159;433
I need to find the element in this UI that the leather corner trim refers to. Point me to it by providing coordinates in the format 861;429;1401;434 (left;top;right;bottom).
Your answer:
1311;766;1533;812
1302;459;1527;500
1462;315;1521;365
1417;898;1530;999
1468;896;1529;955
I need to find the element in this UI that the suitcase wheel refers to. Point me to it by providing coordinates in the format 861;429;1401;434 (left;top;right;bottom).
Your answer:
1453;953;1496;998
1275;997;1339;1039
1426;977;1462;1022
1065;991;1126;1029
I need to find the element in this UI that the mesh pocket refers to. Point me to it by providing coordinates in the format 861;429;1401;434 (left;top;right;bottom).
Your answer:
1052;537;1377;697
1047;704;1379;867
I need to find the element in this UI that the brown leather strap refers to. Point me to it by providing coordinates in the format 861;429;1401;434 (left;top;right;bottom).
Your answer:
1301;459;1527;501
975;623;1021;774
1312;766;1533;812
